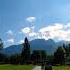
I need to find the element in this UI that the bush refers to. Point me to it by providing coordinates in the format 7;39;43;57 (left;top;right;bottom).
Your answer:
45;64;52;70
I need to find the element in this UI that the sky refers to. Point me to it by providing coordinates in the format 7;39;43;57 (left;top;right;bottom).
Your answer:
0;0;70;47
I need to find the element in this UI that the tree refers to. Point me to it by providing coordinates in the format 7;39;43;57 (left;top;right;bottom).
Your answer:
9;54;21;64
64;44;70;65
0;39;3;50
21;37;30;64
0;38;5;63
54;46;65;65
31;50;47;64
63;44;70;56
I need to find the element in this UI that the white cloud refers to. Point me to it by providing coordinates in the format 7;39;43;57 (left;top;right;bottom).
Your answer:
20;23;70;41
18;40;24;44
31;26;35;30
26;16;36;23
7;39;14;44
6;30;13;35
38;23;70;41
39;23;63;32
6;30;15;45
6;30;15;41
65;23;70;29
29;32;37;37
21;27;32;34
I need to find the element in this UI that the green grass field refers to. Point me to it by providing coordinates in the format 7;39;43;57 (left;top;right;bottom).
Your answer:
52;65;70;70
0;64;34;70
0;64;70;70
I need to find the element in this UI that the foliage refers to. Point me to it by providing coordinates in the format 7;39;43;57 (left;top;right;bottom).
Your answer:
0;39;6;63
31;50;47;64
0;39;3;49
53;46;65;65
21;37;30;64
0;37;70;66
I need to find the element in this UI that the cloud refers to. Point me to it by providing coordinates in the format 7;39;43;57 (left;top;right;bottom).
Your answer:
39;23;63;32
38;23;70;41
64;23;70;29
6;30;13;35
38;23;64;40
6;30;15;41
6;30;15;45
26;17;36;23
7;39;14;44
29;32;37;37
20;23;70;41
18;40;24;44
21;27;32;34
20;26;38;40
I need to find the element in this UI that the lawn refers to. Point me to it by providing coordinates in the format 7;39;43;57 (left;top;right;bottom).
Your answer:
53;65;70;70
0;64;70;70
0;64;34;70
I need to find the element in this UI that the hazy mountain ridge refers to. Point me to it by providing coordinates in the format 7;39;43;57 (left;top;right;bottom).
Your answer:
30;39;57;54
1;39;70;56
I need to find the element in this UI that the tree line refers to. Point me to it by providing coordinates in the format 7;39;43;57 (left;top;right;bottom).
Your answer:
0;38;70;65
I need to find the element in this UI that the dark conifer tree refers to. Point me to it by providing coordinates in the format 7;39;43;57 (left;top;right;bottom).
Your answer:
0;39;3;50
0;38;5;63
54;46;65;65
21;37;30;64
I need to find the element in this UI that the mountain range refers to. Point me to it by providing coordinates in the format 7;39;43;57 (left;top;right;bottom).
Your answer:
1;39;70;56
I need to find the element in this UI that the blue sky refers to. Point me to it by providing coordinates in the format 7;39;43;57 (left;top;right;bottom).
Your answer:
0;0;70;47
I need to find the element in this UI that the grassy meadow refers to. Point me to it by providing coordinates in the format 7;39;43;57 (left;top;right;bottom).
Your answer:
0;64;34;70
0;64;70;70
52;65;70;70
